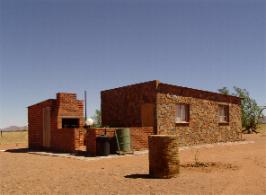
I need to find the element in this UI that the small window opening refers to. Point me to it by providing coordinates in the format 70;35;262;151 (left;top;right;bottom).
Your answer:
62;118;80;128
218;105;229;123
176;104;189;123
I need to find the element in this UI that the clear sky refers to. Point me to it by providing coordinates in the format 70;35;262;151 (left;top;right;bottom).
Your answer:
0;0;265;128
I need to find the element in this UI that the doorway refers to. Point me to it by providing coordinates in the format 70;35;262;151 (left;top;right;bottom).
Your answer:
141;103;154;127
42;107;51;148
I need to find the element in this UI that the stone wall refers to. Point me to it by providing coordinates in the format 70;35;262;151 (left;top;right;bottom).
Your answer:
101;81;158;127
157;93;242;145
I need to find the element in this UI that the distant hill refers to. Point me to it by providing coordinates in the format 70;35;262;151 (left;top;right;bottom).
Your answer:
0;126;28;132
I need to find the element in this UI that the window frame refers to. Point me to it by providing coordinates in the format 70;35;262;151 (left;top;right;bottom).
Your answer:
218;104;229;124
61;118;80;128
175;103;190;124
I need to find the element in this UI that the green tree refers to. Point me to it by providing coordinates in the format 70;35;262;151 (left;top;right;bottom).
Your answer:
218;87;230;95
92;109;102;127
218;87;263;133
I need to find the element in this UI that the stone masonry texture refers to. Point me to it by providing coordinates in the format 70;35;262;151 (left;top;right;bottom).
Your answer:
101;80;242;146
157;93;242;146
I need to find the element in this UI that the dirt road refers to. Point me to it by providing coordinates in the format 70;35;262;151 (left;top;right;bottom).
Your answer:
1;134;265;195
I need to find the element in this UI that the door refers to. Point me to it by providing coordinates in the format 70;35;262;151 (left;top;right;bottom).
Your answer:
141;103;154;127
43;107;51;148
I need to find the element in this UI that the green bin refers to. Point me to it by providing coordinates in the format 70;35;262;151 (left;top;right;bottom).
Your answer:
116;128;132;153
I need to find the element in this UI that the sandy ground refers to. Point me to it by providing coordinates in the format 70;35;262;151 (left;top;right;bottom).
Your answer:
0;134;266;195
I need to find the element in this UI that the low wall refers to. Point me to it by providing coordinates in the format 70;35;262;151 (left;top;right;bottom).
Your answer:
130;127;154;150
86;127;153;156
52;128;85;153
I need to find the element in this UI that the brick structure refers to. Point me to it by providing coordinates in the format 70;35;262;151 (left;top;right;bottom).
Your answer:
28;93;85;152
86;127;153;156
101;80;242;146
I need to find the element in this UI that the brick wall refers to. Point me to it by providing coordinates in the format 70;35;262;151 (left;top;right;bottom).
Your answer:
86;128;97;155
52;128;85;153
158;83;241;105
56;93;84;129
101;81;158;127
157;93;242;145
28;93;85;152
86;127;153;156
28;99;55;149
130;127;154;150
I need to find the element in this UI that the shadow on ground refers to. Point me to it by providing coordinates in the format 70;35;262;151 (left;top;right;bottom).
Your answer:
5;148;30;153
124;173;155;179
3;148;106;158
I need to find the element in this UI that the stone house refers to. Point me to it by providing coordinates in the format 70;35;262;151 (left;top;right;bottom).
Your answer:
28;93;85;152
101;80;242;145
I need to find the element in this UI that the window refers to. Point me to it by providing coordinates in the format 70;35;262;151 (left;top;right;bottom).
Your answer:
218;105;229;123
176;104;189;123
62;118;80;128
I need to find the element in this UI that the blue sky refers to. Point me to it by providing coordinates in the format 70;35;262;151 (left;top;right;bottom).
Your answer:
0;0;265;128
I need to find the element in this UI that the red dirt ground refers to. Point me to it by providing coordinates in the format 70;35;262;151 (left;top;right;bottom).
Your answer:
0;133;266;195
